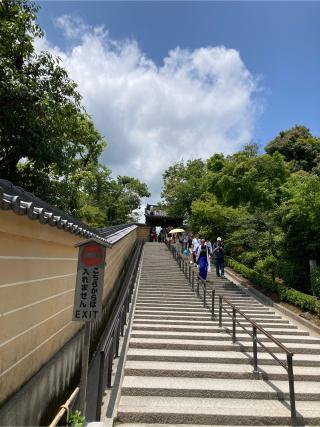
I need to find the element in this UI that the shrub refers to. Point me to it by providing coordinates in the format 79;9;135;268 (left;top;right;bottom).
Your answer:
227;258;320;317
68;410;85;427
239;251;260;269
310;267;320;298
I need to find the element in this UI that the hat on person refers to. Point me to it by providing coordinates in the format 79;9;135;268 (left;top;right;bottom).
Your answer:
217;237;222;241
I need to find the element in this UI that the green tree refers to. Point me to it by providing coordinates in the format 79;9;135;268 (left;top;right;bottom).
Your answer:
0;0;105;214
0;0;151;226
275;171;320;290
80;166;150;227
161;159;205;220
207;149;289;211
190;193;248;247
265;125;320;172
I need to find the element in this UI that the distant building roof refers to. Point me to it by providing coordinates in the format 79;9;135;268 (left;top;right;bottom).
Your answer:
0;179;135;245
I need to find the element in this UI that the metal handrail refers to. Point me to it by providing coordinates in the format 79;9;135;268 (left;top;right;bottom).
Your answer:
95;240;144;420
165;241;296;423
49;387;80;427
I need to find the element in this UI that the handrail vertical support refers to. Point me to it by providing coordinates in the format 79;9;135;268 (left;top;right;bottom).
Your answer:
219;296;222;327
95;350;105;421
114;324;120;358
192;270;195;290
197;277;200;296
252;326;258;373
203;281;206;307
211;289;215;319
107;350;113;388
287;354;296;424
232;308;236;343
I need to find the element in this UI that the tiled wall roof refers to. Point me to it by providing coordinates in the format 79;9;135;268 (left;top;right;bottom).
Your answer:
0;180;136;245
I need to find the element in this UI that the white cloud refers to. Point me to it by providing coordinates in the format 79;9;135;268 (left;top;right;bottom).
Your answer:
36;16;263;203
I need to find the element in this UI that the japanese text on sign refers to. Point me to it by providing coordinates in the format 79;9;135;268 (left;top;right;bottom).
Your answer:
73;242;106;322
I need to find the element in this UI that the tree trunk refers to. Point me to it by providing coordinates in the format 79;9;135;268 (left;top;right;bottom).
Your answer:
309;259;317;272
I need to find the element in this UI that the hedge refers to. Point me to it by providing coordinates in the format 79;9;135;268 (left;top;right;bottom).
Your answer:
227;258;320;317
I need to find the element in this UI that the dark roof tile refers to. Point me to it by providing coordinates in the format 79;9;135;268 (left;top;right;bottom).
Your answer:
0;180;136;245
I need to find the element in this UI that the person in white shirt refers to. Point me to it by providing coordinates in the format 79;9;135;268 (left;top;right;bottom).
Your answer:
191;234;200;263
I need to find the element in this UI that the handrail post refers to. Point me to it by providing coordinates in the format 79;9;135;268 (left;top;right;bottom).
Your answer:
114;324;120;358
211;289;215;319
197;276;200;296
192;270;195;290
219;296;222;327
287;354;296;423
189;266;191;284
203;281;206;307
232;308;236;343
252;326;258;373
182;260;184;273
126;292;130;314
120;307;125;336
95;350;105;420
107;349;113;388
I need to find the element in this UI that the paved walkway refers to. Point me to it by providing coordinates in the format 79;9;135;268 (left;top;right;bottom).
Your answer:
114;243;320;426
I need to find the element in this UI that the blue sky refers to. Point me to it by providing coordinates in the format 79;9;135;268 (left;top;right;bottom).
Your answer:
36;1;320;201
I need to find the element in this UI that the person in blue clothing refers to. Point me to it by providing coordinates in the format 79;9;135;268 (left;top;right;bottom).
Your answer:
196;238;211;281
213;237;225;277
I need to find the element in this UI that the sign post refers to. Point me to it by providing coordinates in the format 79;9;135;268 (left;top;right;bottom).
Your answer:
73;238;110;418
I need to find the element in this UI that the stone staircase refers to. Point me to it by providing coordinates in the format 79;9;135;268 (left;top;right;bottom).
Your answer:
115;243;320;426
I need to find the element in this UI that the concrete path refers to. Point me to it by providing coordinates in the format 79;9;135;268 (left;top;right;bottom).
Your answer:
114;243;320;426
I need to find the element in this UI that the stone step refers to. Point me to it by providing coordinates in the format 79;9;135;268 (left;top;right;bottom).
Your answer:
138;288;243;294
124;360;320;381
126;348;320;366
135;307;278;315
134;310;281;319
136;296;269;304
143;299;261;306
135;303;269;312
132;319;299;329
135;304;274;312
140;286;243;292
138;288;191;292
131;324;309;336
128;338;320;354
136;299;266;308
130;330;320;344
117;396;320;425
139;284;242;290
136;294;208;299
133;314;291;324
121;376;320;401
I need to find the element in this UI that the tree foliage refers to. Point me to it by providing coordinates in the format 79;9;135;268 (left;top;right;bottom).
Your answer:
265;125;320;172
80;168;150;227
0;0;149;225
161;159;205;219
161;128;320;294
